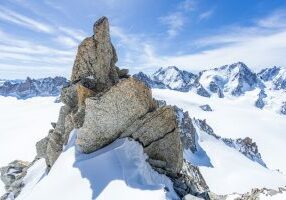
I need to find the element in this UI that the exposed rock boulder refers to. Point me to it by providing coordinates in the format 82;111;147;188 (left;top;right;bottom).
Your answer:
121;106;177;146
46;130;63;167
144;129;183;174
60;84;78;108
76;83;96;106
175;106;197;153
36;137;49;159
77;77;156;153
116;67;130;79
0;160;30;199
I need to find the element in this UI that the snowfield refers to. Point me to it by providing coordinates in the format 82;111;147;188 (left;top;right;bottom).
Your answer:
153;89;286;194
0;97;61;196
0;97;61;166
1;88;286;198
17;131;178;200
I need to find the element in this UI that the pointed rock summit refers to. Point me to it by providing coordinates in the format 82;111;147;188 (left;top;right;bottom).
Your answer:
71;16;119;90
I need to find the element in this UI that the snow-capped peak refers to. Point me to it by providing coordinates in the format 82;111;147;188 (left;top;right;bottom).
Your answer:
258;66;286;90
199;62;264;96
152;66;197;91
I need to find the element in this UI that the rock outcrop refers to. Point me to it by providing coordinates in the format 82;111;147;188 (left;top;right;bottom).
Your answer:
71;16;119;89
1;17;211;200
77;78;156;153
0;160;31;199
199;104;213;112
255;89;267;109
281;102;286;115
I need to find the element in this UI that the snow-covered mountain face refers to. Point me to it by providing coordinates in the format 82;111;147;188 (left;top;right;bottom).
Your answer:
134;62;286;115
258;66;286;90
0;77;68;99
134;66;210;97
199;62;264;97
152;66;198;92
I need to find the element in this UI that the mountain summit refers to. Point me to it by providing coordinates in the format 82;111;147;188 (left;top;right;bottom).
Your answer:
0;17;212;200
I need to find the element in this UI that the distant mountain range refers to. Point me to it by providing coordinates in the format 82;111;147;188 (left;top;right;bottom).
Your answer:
0;77;68;99
134;62;286;115
0;62;285;115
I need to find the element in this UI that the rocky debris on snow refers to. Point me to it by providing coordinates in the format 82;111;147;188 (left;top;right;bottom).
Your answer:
0;77;68;99
281;102;286;115
199;104;213;112
0;160;31;199
255;89;267;109
228;186;286;200
222;137;267;167
194;119;266;167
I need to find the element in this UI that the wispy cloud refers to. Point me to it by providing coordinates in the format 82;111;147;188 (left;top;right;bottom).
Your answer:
257;10;286;29
112;10;286;74
178;0;197;11
58;26;86;42
159;12;185;38
0;6;54;33
0;28;75;78
198;9;214;21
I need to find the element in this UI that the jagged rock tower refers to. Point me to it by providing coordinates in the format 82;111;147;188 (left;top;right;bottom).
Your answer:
1;17;210;200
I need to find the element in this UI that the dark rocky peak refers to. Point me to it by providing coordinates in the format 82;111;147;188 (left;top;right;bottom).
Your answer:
0;76;68;99
258;66;281;82
258;66;286;90
133;72;166;89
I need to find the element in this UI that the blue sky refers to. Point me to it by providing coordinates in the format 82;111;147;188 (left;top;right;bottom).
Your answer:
1;0;286;79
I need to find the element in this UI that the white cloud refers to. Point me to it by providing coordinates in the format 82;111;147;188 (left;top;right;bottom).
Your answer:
0;6;54;33
257;10;286;29
159;12;185;38
179;0;197;11
111;10;286;74
198;9;214;21
53;36;78;48
0;29;75;78
58;26;86;41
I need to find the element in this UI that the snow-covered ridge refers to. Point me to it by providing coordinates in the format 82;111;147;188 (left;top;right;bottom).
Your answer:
16;131;179;200
0;77;68;99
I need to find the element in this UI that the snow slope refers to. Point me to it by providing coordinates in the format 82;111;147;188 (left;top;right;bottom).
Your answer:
0;97;61;166
17;131;178;200
153;89;286;194
0;97;61;195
